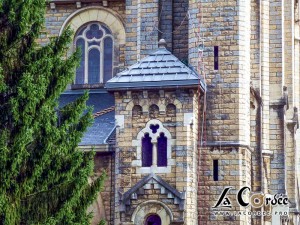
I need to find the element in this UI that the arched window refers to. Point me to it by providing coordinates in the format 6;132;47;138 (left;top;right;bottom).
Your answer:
142;133;153;167
149;104;159;119
145;214;161;225
166;104;176;117
133;119;175;173
157;133;167;167
74;22;113;85
132;105;142;118
141;124;168;168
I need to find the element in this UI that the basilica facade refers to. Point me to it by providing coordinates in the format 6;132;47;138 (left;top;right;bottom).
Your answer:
44;0;300;224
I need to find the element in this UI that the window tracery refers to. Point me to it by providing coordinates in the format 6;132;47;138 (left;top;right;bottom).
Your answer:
74;22;113;84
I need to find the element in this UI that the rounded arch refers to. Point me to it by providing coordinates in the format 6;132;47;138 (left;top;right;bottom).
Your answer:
149;104;159;119
132;105;143;117
131;200;173;225
172;99;182;110
166;103;176;116
126;100;135;111
59;6;125;44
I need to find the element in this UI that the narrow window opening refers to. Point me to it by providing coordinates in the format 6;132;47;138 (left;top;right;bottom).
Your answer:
149;104;159;119
213;159;219;181
166;103;176;117
132;105;142;118
157;133;167;167
214;46;219;70
142;133;153;167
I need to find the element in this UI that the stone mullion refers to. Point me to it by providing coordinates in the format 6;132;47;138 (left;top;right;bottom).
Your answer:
152;141;158;166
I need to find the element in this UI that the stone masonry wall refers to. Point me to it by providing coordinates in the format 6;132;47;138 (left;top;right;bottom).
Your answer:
198;146;252;225
125;0;189;66
172;0;188;62
93;152;115;225
114;89;199;224
197;0;251;144
42;2;126;76
158;0;173;51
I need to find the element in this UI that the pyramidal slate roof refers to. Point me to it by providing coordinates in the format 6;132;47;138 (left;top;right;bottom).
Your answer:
105;43;206;91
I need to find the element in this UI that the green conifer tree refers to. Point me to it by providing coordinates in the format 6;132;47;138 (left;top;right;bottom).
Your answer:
0;1;106;224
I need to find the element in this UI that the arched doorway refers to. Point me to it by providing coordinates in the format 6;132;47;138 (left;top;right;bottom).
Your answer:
145;214;161;225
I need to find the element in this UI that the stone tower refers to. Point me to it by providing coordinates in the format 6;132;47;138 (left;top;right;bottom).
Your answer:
195;0;300;224
44;0;300;224
106;40;206;224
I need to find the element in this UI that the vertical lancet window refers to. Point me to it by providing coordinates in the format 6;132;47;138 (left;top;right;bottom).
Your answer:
135;120;173;173
104;37;113;83
142;133;153;167
75;39;85;84
141;131;168;167
157;133;167;167
88;48;100;84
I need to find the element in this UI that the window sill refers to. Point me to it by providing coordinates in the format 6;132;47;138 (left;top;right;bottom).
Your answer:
136;165;172;174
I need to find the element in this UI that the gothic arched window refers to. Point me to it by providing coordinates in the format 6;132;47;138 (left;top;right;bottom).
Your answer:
141;128;167;167
142;133;153;167
74;22;113;85
133;120;175;173
157;133;167;167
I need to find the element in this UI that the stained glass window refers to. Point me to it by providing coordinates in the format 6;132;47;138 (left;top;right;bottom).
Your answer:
74;23;113;85
104;37;113;83
75;38;85;84
88;49;100;84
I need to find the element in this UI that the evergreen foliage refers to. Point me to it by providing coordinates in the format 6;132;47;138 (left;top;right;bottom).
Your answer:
0;1;106;224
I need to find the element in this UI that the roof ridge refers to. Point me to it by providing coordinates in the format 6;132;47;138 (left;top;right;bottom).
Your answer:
93;106;115;118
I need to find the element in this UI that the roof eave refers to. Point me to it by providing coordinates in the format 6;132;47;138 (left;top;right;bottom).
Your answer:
105;80;206;93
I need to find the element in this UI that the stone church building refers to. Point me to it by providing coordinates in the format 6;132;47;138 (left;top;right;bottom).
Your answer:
43;0;300;224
